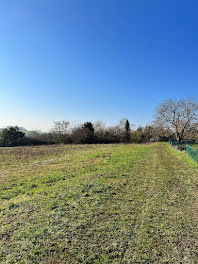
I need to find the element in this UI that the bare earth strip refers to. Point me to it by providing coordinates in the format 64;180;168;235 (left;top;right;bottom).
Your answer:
0;143;198;263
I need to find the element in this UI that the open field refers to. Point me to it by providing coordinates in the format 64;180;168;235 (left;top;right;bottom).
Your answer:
0;143;198;264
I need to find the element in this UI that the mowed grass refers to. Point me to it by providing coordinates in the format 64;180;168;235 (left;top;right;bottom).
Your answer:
0;143;198;264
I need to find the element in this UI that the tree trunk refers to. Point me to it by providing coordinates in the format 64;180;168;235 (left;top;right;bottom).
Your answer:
176;133;181;142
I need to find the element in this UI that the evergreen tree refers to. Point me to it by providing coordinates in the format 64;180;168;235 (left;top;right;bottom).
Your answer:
81;122;95;144
0;126;25;146
124;119;130;143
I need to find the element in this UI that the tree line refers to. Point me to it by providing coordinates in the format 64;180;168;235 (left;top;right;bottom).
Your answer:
1;98;198;147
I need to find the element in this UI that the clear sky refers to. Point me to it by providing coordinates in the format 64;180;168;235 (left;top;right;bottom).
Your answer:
1;0;198;131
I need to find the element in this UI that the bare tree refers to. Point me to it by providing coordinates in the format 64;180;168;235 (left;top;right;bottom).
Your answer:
51;121;70;143
51;121;70;135
154;98;198;142
94;121;106;143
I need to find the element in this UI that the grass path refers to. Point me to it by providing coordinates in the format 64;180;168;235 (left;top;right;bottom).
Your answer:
0;143;198;263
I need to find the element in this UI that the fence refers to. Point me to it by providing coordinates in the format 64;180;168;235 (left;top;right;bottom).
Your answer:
186;145;198;163
169;141;198;163
169;141;186;151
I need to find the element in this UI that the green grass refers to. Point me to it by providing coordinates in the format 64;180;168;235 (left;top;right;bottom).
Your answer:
191;144;198;149
0;143;198;263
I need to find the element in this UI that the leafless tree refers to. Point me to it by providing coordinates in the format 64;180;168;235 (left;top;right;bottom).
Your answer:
51;121;70;135
94;121;106;142
50;121;70;143
154;98;198;142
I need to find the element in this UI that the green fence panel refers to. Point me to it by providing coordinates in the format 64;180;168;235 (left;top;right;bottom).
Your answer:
169;141;198;162
186;145;198;163
169;141;186;151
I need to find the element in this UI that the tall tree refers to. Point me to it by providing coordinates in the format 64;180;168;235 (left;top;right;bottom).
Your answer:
81;122;95;144
51;120;70;143
0;126;25;146
154;98;198;142
124;119;131;142
51;121;70;135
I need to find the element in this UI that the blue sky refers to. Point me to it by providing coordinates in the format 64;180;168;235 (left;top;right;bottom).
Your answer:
1;0;198;131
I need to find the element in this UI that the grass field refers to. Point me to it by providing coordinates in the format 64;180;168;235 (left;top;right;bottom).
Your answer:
0;143;198;264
